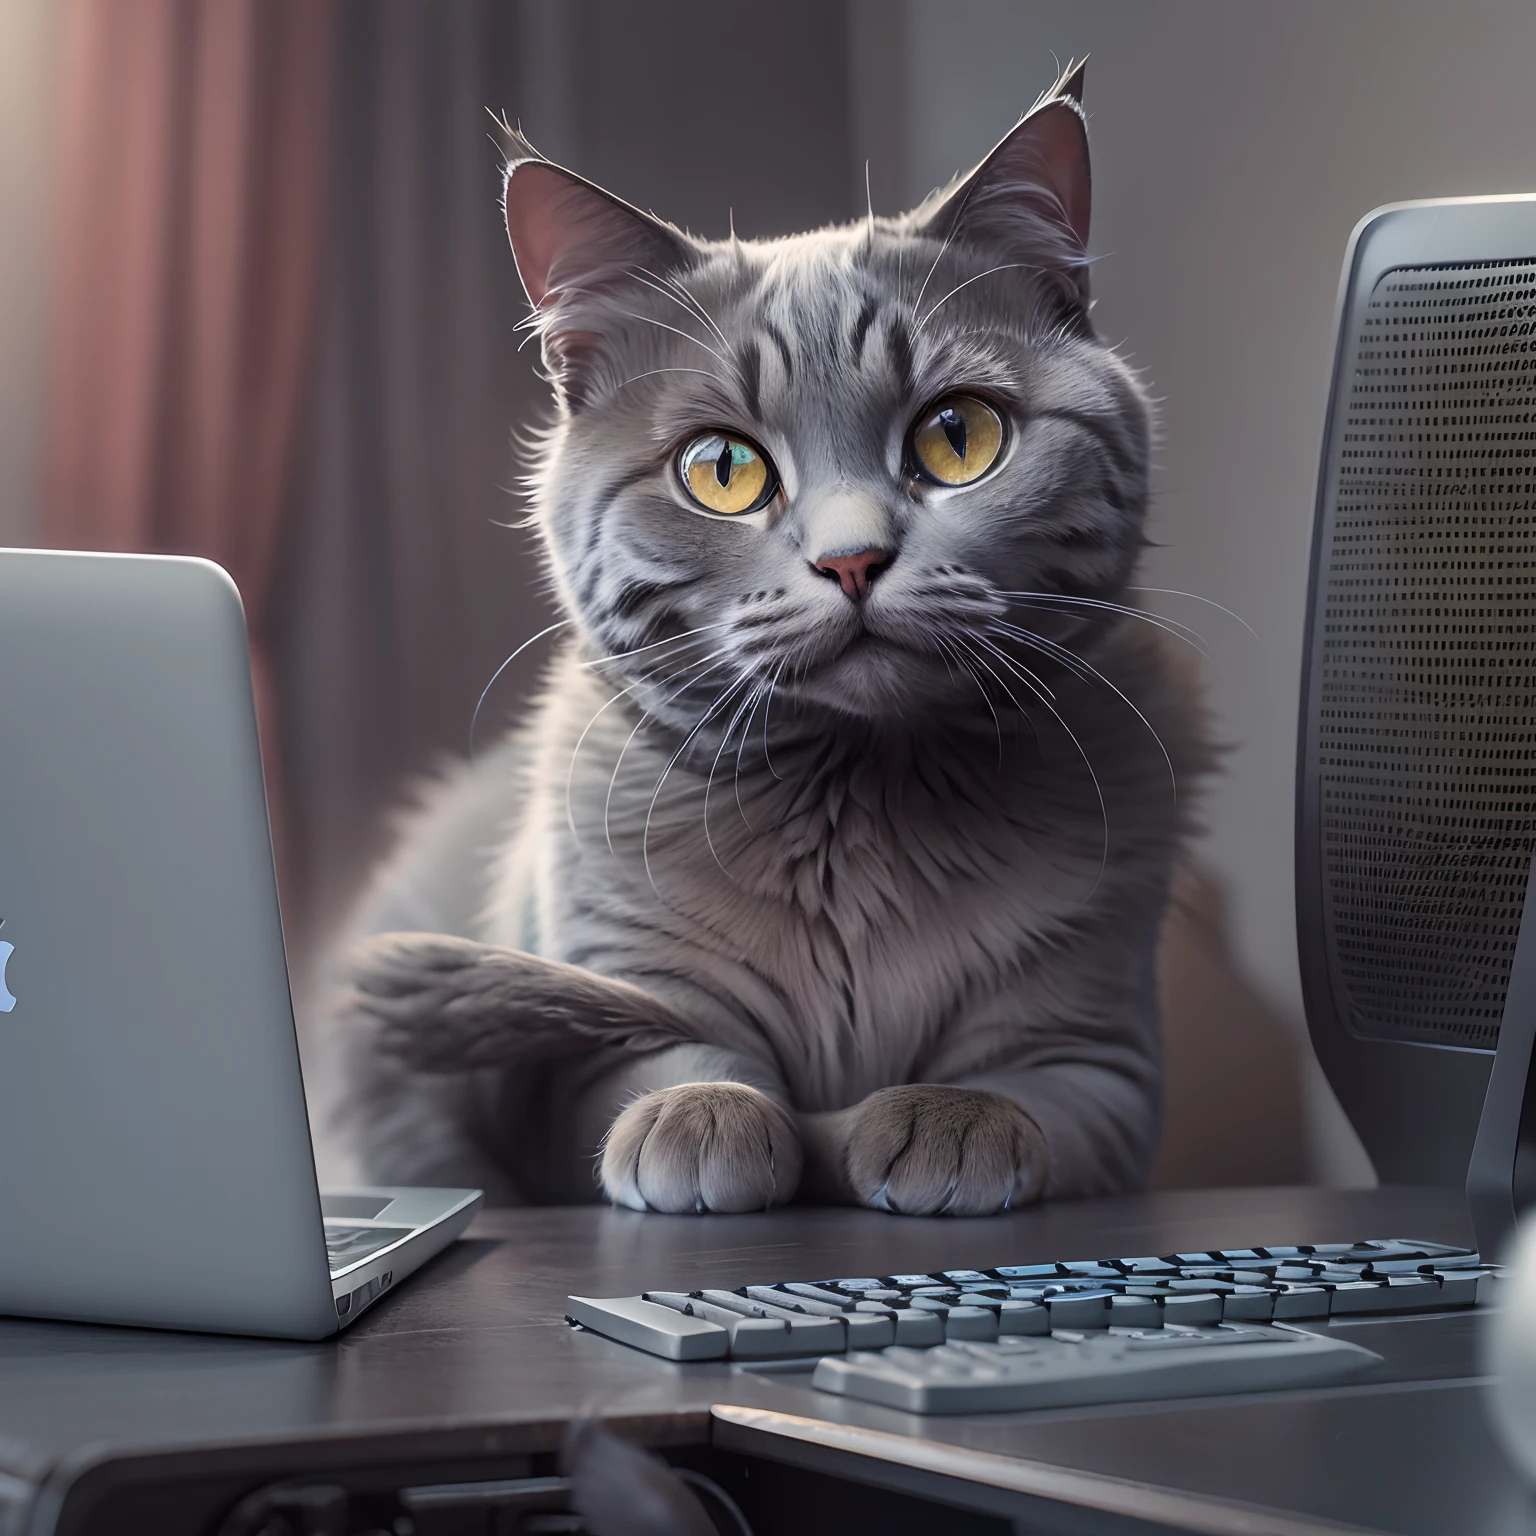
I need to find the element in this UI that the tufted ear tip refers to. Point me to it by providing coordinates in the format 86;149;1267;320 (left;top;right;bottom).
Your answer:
911;68;1093;267
1056;57;1086;105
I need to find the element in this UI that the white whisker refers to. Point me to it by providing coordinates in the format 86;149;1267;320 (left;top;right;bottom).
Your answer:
732;681;769;831
642;671;754;900
582;622;730;669
914;262;1043;337
937;635;1003;765
470;619;570;757
762;659;787;780
960;634;1109;902
971;633;1055;703
702;678;768;874
998;592;1209;656
991;619;1178;804
603;649;733;856
625;268;722;347
616;310;729;366
566;679;641;840
910;216;965;326
637;266;732;353
566;639;717;842
615;366;724;391
1125;586;1258;639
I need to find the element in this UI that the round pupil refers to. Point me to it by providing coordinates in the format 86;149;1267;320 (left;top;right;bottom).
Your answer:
938;407;967;460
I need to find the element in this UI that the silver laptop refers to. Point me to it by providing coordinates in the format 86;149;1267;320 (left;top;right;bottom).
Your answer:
0;548;481;1339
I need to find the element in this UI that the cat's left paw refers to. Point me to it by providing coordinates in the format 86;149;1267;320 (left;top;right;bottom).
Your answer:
600;1083;803;1214
844;1085;1047;1215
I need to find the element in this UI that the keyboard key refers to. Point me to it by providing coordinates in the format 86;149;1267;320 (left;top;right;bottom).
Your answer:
699;1288;850;1347
1326;1282;1399;1316
1108;1294;1162;1329
908;1296;954;1317
783;1282;857;1309
1330;1276;1447;1316
944;1305;999;1341
845;1313;896;1350
1427;1270;1489;1306
646;1292;844;1358
1118;1257;1178;1274
1046;1290;1115;1328
566;1294;727;1360
745;1287;849;1319
1271;1284;1330;1319
999;1300;1050;1335
994;1263;1064;1279
893;1309;945;1346
1162;1293;1223;1325
1221;1286;1275;1322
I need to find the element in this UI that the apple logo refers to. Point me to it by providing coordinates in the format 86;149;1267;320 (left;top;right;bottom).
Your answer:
0;921;14;1014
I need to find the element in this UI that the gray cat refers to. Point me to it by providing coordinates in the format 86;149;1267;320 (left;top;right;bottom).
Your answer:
314;64;1211;1216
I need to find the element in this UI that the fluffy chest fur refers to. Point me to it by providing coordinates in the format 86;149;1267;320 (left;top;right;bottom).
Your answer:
485;631;1196;1112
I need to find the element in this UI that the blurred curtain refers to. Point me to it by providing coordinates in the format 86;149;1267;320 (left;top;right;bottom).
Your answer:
274;0;549;972
42;0;333;878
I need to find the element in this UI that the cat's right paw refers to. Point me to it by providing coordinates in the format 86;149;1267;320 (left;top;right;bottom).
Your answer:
600;1083;803;1214
843;1084;1047;1215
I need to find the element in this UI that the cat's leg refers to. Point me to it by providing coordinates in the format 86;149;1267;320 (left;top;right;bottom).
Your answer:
347;932;802;1212
306;736;534;1197
799;927;1162;1214
801;1056;1157;1213
324;999;529;1202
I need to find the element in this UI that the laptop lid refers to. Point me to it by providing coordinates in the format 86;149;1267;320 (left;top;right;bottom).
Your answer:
0;550;336;1339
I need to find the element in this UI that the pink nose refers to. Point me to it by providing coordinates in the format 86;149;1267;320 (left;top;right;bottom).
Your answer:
814;547;892;599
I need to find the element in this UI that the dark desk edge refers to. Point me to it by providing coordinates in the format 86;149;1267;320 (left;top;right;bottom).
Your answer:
711;1406;1382;1536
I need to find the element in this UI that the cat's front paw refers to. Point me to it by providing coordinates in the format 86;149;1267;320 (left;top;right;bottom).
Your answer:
600;1083;803;1214
844;1085;1047;1216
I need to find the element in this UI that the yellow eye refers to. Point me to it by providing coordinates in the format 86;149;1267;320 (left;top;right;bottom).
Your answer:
678;432;777;515
910;394;1004;486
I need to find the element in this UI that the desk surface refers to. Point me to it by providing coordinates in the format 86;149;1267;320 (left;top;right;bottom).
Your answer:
1;1186;1530;1536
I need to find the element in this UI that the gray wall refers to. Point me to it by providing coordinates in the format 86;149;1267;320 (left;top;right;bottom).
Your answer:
897;0;1536;1182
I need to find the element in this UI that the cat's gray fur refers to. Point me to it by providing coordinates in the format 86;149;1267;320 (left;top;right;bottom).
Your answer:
313;66;1212;1215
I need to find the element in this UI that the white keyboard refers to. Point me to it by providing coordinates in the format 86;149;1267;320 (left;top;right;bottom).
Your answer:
812;1322;1379;1413
565;1237;1495;1413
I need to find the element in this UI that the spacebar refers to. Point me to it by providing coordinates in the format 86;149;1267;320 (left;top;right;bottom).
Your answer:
566;1294;729;1360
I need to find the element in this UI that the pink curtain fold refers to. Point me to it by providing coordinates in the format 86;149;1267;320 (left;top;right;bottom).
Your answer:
43;0;334;890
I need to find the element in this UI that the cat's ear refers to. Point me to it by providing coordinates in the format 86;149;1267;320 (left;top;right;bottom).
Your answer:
502;135;695;400
503;156;692;308
912;59;1091;300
